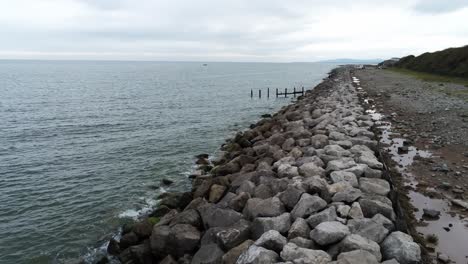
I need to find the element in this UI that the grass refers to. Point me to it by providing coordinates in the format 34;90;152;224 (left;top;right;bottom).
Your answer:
426;234;439;244
388;68;468;86
387;68;468;101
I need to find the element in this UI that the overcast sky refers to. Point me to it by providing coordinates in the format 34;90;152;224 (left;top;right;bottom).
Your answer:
0;0;467;62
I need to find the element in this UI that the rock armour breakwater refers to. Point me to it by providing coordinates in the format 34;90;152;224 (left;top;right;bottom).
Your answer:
107;67;422;264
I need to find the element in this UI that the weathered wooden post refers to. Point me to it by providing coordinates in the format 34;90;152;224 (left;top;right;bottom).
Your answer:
259;89;261;98
293;87;296;98
302;86;304;95
276;88;278;98
285;88;288;98
267;88;269;98
251;89;253;98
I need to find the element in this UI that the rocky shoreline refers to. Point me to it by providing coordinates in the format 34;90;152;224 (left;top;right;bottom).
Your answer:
104;66;422;264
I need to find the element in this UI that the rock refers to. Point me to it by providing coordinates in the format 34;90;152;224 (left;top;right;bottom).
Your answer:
149;205;172;218
299;162;326;177
306;207;337;228
107;238;120;255
216;161;241;176
359;196;396;221
326;158;356;172
380;260;400;264
371;214;395;231
332;187;362;203
451;199;468;209
217;192;237;207
311;134;329;148
330;171;359;187
336;204;351;218
381;231;421;264
280;185;306;210
296;156;324;167
422;208;441;219
328;181;353;195
289;237;316;249
150;224;200;258
336;250;379;264
254;230;287;252
357;153;383;170
291;193;327;219
216;219;251;250
336;234;382;261
199;205;244;228
347;218;389;243
359;178;390;196
345;164;368;177
120;232;139;249
192;244;225;264
278;164;300;178
132;219;153;239
310;221;350;246
288;218;311;239
348;202;364;219
282;138;296;151
243;197;286;220
251;213;291;239
237;181;256;196
222;240;254;264
236;245;279;264
169;209;201;228
253;184;273;199
437;253;450;263
159;192;193;209
280;242;331;263
156;209;179;226
210;184;227;203
364;167;382;178
162;178;174;185
159;255;178;264
229;192;251;212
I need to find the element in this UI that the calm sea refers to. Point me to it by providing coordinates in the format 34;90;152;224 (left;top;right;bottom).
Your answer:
0;60;336;263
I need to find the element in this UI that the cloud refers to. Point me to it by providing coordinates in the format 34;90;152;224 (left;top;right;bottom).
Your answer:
0;0;467;61
413;0;468;14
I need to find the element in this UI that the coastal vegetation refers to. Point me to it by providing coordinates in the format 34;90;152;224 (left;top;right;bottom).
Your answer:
394;45;468;78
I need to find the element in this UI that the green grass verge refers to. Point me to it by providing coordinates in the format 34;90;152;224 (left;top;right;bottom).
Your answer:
388;67;468;86
387;67;468;101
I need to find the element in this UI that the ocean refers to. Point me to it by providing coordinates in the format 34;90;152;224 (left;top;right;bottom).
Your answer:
0;60;336;263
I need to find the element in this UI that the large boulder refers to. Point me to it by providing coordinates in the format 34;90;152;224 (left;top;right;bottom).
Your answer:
359;178;390;196
254;230;287;252
381;232;421;264
199;205;244;228
306;207;337;229
310;221;350;246
280;242;331;264
280;185;306;210
243;197;286;220
330;171;359;187
336;234;382;261
216;219;251;250
311;135;329;149
169;209;201;229
192;243;225;264
336;250;379;264
359;196;396;221
222;240;254;264
278;164;300;178
236;245;279;264
291;193;327;219
251;213;291;239
299;162;326;177
288;218;311;239
332;188;362;203
326;158;356;172
347;218;389;243
150;224;200;258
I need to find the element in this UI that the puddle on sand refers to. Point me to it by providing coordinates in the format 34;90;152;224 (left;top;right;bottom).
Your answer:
353;79;468;264
411;191;468;264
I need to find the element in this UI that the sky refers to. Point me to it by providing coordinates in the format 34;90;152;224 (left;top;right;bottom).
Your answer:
0;0;467;62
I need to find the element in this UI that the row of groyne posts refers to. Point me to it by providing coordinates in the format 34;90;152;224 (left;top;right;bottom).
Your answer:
251;87;305;98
